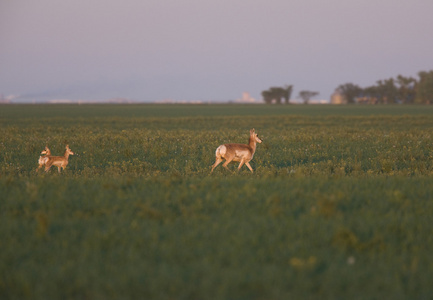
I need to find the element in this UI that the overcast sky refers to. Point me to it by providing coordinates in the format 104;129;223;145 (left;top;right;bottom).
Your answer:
1;0;432;103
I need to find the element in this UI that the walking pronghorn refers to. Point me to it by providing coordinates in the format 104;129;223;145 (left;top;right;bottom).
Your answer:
211;128;262;173
44;145;74;173
36;146;51;172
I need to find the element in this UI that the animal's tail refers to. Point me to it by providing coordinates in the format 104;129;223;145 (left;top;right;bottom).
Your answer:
215;145;227;158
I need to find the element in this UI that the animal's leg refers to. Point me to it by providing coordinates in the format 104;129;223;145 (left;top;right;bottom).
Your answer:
245;162;254;173
211;157;223;173
237;159;246;171
222;157;234;171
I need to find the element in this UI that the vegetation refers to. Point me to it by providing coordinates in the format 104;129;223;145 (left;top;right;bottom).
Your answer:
262;69;433;104
298;90;319;104
1;104;433;299
261;85;293;104
337;70;433;104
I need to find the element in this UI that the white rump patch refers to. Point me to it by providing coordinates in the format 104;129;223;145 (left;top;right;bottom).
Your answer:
216;145;227;157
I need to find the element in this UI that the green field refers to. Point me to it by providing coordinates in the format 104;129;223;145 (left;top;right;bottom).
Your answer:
1;104;433;299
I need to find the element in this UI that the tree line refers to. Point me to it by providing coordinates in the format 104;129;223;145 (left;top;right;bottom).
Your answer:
261;85;319;104
336;70;433;104
262;70;433;104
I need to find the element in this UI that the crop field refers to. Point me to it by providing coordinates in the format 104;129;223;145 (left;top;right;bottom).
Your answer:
1;104;433;299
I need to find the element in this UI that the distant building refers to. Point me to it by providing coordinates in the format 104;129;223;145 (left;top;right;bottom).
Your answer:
330;91;346;104
356;96;378;105
236;92;257;103
0;94;11;104
313;99;329;104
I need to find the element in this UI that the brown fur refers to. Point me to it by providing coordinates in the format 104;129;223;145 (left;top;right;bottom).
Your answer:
211;128;262;173
44;145;74;173
36;146;51;172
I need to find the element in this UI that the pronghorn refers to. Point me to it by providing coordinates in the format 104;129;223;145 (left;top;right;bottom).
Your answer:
44;145;74;173
36;146;51;172
211;128;262;173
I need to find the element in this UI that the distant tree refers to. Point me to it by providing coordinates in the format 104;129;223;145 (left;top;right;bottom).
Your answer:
269;87;284;104
298;90;318;104
261;90;273;104
415;70;433;104
363;86;379;104
261;85;293;104
396;75;416;104
357;79;403;104
282;85;293;104
376;78;398;104
335;69;433;105
336;83;362;104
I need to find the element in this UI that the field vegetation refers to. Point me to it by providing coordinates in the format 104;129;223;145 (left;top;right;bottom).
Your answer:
1;104;433;299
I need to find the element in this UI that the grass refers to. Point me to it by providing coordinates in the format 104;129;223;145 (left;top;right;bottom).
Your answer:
1;104;433;299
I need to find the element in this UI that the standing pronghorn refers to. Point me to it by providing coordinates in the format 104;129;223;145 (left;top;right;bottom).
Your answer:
44;145;74;173
36;146;51;172
211;128;262;173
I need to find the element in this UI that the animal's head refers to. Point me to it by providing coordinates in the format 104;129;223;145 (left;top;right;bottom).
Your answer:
65;145;74;155
250;128;262;143
41;146;51;155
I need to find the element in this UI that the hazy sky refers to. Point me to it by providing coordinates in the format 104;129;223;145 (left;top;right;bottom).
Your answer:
1;0;433;102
